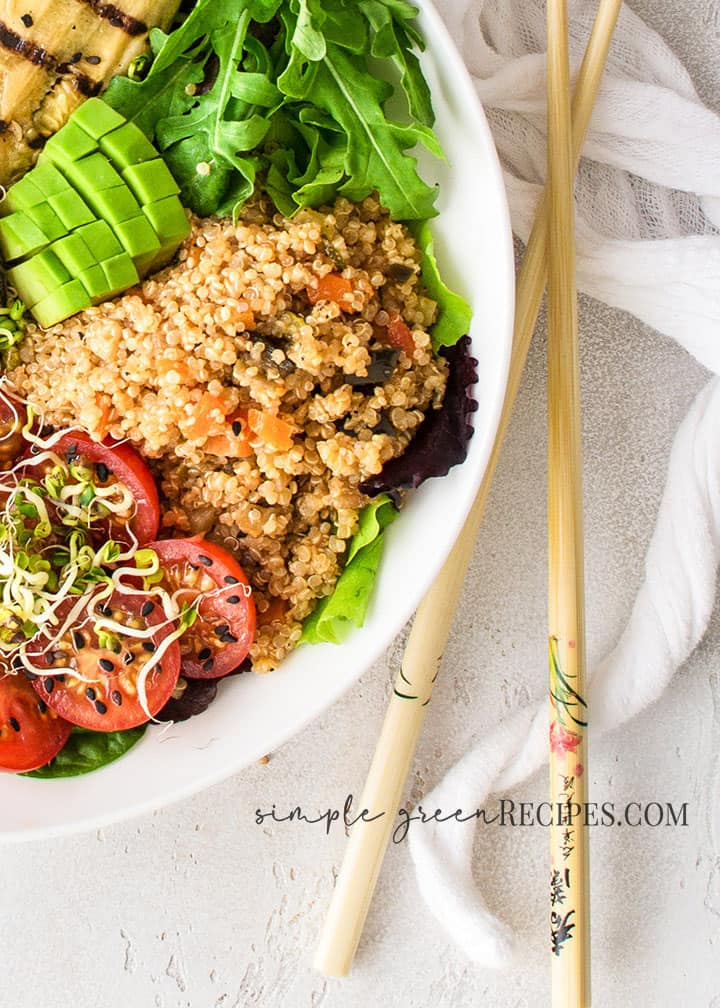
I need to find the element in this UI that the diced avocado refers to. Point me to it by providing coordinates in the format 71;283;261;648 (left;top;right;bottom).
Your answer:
115;215;161;261
142;196;190;245
78;264;110;301
101;252;139;295
91;185;141;225
82;184;138;223
75;219;123;260
1;176;46;216
100;122;158;170
31;279;91;328
123;159;180;204
63;152;124;194
0;212;48;262
43;121;97;168
28;163;71;198
50;232;96;274
71;98;126;140
7;250;71;307
49;189;96;230
26;202;66;242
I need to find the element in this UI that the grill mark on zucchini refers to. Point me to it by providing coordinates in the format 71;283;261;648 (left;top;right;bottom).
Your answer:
0;20;56;68
76;0;149;37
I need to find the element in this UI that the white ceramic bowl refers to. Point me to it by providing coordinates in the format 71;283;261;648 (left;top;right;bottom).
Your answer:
0;1;514;842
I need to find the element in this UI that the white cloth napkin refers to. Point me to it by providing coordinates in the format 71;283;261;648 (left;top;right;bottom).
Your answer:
409;0;720;967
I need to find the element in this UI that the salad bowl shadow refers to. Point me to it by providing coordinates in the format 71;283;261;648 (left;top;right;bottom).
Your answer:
0;0;514;842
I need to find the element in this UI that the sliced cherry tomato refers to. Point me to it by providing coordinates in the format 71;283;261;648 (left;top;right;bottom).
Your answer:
149;537;256;679
30;591;180;731
31;431;160;547
0;395;27;471
378;312;416;358
0;662;72;772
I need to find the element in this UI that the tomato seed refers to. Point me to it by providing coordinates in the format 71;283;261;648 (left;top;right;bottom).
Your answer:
197;554;213;566
142;642;155;653
198;647;212;661
85;687;96;700
98;658;114;673
214;624;229;636
141;601;155;617
37;700;47;714
95;462;110;482
123;652;134;666
202;658;215;672
43;677;54;693
220;632;238;644
227;596;240;604
94;700;107;714
111;690;122;706
224;575;239;585
9;717;20;732
72;630;85;649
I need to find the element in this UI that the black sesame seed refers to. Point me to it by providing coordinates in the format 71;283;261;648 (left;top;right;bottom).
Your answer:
97;604;111;616
202;658;215;672
21;13;33;27
86;54;101;64
23;670;38;681
220;632;238;644
214;623;229;637
197;554;213;566
142;641;155;653
71;51;82;63
141;601;154;617
85;686;96;701
56;675;66;683
227;595;240;604
72;630;85;649
95;462;110;482
197;647;212;661
9;716;20;732
123;651;134;666
94;700;107;714
12;654;24;670
111;690;122;706
43;677;54;693
189;563;200;571
37;700;47;714
224;575;239;585
98;658;114;673
232;420;242;436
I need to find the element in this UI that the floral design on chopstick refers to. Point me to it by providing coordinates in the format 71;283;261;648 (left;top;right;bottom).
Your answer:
548;634;588;730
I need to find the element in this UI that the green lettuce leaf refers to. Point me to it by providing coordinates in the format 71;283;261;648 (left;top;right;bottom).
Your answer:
104;0;441;221
22;725;146;779
301;495;398;645
413;220;473;349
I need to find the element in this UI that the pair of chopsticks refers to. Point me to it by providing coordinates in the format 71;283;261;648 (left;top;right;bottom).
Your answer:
315;1;621;1002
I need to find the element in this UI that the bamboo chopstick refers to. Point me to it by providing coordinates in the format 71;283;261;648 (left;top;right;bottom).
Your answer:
314;0;621;979
546;2;590;1006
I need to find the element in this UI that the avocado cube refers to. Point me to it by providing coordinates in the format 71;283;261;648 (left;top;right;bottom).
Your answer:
78;264;110;301
28;163;71;197
71;98;126;140
7;250;71;307
81;184;137;223
26;202;66;242
31;279;91;328
123;159;180;204
1;176;46;216
100;122;158;170
142;196;190;244
49;189;96;230
43;121;97;168
93;185;141;225
75;219;123;260
64;152;124;194
50;232;96;274
0;212;48;262
115;215;161;261
101;252;139;295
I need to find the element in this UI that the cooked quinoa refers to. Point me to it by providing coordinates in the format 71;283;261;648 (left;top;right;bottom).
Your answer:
8;195;448;672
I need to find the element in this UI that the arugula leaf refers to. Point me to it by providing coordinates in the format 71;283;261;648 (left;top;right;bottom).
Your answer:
301;495;398;645
104;0;440;222
413;220;473;348
22;726;145;779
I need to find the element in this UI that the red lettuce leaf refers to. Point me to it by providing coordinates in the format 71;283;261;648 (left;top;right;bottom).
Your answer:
359;335;478;496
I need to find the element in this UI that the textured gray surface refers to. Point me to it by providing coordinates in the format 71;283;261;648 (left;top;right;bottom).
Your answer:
4;4;720;1007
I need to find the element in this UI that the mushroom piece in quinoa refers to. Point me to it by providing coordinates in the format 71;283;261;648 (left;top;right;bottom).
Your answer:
8;195;448;673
